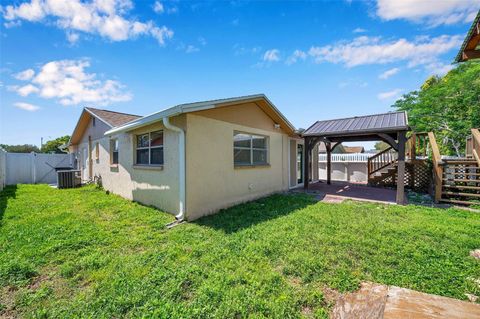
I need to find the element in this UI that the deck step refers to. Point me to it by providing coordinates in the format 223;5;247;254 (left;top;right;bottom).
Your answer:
439;199;478;205
442;191;480;198
442;178;480;183
443;172;480;177
443;185;480;191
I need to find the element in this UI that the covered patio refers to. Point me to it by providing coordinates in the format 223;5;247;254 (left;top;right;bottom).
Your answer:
302;111;410;204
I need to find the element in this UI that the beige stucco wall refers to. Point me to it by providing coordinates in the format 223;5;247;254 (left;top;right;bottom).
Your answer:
71;115;184;216
185;111;290;220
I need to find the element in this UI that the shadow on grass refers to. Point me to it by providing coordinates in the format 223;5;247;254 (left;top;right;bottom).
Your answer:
0;185;17;225
195;193;316;234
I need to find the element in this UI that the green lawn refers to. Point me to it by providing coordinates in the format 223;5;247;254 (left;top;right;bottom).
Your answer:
1;185;479;318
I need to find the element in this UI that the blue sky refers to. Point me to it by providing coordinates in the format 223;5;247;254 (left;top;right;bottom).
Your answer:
1;0;478;148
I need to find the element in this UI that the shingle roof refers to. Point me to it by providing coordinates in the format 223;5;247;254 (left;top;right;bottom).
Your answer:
303;111;409;137
86;107;141;127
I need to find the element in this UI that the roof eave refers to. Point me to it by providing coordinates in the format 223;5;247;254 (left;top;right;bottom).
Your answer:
105;94;296;136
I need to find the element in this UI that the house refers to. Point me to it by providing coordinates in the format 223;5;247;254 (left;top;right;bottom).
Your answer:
455;10;480;62
318;143;365;154
68;94;319;221
343;146;365;154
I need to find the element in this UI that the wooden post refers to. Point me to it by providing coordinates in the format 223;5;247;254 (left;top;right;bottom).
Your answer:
428;132;443;203
396;131;406;205
304;137;310;190
326;142;332;185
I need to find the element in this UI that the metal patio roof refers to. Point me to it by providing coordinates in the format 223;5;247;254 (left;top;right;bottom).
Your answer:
303;111;409;137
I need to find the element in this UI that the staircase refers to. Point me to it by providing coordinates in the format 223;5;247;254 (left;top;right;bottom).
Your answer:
367;134;431;192
437;129;480;205
367;146;398;187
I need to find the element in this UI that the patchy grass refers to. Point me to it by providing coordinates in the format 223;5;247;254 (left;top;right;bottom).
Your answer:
1;184;479;318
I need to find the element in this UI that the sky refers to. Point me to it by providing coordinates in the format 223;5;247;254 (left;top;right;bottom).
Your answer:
0;0;479;149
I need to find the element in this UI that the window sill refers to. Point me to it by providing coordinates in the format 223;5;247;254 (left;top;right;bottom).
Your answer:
133;164;164;171
234;164;270;169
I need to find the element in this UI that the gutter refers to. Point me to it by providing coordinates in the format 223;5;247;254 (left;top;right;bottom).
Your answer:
162;117;186;221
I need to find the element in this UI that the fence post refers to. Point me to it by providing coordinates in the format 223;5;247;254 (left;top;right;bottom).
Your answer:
31;151;36;184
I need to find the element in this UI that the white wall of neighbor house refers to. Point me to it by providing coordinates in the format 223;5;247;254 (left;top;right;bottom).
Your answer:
70;115;185;216
185;110;291;220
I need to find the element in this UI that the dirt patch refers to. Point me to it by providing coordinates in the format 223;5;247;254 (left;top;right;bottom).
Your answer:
470;249;480;260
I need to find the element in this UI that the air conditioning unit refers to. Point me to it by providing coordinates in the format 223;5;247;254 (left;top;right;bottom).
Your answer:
57;170;81;189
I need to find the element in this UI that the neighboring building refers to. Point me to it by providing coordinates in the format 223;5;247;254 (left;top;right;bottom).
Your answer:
343;146;365;154
318;142;346;154
318;143;365;154
68;94;319;221
455;10;480;62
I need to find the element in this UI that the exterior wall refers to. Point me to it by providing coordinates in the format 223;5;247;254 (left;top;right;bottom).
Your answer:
70;115;185;216
185;110;290;220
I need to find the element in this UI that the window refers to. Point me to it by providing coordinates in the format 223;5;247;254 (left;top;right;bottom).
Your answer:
136;130;164;165
110;139;119;164
233;132;268;166
95;142;99;160
92;118;96;127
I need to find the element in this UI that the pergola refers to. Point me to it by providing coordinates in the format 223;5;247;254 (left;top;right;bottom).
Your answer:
302;111;410;205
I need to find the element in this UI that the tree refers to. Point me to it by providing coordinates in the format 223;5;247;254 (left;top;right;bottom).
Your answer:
374;141;390;151
0;144;40;153
393;62;480;156
41;135;70;154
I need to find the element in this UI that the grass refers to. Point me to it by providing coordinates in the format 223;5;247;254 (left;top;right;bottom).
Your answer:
1;184;479;318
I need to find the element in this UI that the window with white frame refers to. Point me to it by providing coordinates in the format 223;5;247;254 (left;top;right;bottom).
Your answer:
233;132;268;166
110;139;119;164
136;130;164;165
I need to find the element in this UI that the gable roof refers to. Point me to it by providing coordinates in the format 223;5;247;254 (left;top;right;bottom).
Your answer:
344;146;365;153
85;107;141;127
105;94;296;136
69;107;141;145
455;10;480;62
303;111;409;137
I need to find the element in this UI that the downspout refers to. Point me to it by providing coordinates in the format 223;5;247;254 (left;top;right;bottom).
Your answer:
163;117;186;221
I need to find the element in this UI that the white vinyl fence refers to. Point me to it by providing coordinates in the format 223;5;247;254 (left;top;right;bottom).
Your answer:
318;153;373;183
5;152;75;185
0;148;6;191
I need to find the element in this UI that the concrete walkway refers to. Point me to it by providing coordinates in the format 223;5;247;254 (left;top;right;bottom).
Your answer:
332;282;480;319
295;181;400;205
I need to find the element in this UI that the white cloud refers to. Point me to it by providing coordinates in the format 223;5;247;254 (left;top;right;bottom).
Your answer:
286;50;307;65
17;84;40;96
263;49;280;62
14;102;40;111
377;88;402;100
376;0;480;26
10;59;132;106
14;69;35;81
308;35;462;69
185;45;199;53
425;62;455;76
153;1;164;14
3;0;173;45
66;31;80;44
379;67;400;79
353;27;367;33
